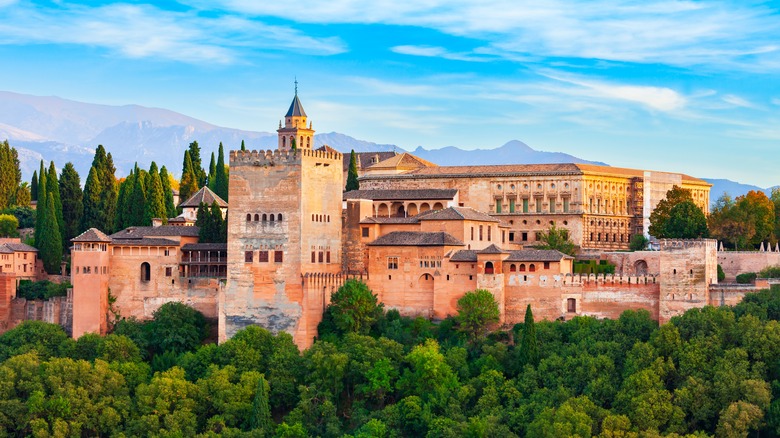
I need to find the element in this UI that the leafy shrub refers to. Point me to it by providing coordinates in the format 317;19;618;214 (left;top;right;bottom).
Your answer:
573;260;616;275
16;280;71;300
629;234;649;251
1;206;35;228
717;264;726;282
758;265;780;278
0;214;19;237
736;272;757;284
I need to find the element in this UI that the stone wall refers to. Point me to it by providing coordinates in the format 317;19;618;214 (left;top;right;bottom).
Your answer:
718;251;780;281
658;239;717;323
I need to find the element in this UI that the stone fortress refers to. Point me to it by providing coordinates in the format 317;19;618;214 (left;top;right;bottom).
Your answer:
1;91;778;348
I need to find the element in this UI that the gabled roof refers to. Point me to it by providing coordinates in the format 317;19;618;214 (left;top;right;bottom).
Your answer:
341;151;399;172
478;244;507;254
1;242;37;252
111;238;179;247
418;206;498;223
505;249;573;262
71;228;112;243
344;189;458;201
286;94;307;117
367;152;437;171
449;250;477;262
179;186;228;208
368;231;464;247
360;216;421;224
317;145;339;154
110;225;200;239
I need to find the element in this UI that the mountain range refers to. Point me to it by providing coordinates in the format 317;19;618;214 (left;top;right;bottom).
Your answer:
0;90;774;202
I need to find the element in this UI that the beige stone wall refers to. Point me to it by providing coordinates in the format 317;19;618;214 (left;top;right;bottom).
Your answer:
605;251;661;276
71;246;110;337
718;251;780;281
658;239;717;323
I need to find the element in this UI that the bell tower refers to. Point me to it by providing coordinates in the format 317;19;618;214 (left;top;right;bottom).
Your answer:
277;80;315;151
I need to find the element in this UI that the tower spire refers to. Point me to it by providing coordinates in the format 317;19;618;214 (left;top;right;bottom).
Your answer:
294;77;298;96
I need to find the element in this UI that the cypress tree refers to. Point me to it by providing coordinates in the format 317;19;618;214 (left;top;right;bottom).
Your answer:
59;163;83;246
159;166;176;218
47;162;65;250
207;152;216;191
187;141;207;187
291;137;297;151
196;202;210;242
240;140;246;151
30;170;38;202
346;149;359;191
34;168;47;247
14;183;31;207
39;194;62;274
179;151;198;204
144;162;166;225
81;166;103;231
250;375;272;432
210;200;225;243
128;164;147;226
0;140;21;210
518;304;539;367
101;152;118;232
114;171;132;231
214;142;228;202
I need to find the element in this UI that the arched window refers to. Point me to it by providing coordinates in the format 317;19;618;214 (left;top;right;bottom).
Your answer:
510;264;516;272
485;261;494;275
307;137;310;148
529;264;536;272
140;262;151;282
278;214;283;222
519;264;526;272
269;214;274;222
262;214;267;221
282;137;286;148
246;214;251;222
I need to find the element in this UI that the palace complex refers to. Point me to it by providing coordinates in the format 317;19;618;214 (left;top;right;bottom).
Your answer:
0;91;777;348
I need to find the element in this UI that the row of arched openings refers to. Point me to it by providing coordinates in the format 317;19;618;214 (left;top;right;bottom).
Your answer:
246;213;283;222
509;263;536;272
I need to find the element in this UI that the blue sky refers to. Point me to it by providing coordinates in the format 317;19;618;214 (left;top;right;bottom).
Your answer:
0;0;779;186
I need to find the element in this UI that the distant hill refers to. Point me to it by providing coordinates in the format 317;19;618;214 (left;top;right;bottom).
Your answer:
705;178;778;201
411;140;608;166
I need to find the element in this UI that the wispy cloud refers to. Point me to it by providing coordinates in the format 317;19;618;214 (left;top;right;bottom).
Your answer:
193;0;780;71
0;3;346;63
391;45;492;62
722;94;755;109
771;98;780;106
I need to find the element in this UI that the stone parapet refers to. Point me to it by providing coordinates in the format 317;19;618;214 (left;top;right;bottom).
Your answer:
230;148;343;167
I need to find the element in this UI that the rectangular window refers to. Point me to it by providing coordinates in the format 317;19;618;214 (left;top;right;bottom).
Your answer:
479;225;483;241
502;230;505;243
509;198;515;213
311;252;316;263
326;251;331;263
274;251;283;263
388;257;399;270
523;198;529;213
318;252;324;263
361;227;369;237
535;232;541;241
471;227;474;240
165;267;172;277
496;201;502;213
543;262;550;270
563;198;569;213
244;251;253;263
522;232;528;241
487;226;491;241
258;251;269;262
509;231;515;241
536;199;542;213
549;197;556;213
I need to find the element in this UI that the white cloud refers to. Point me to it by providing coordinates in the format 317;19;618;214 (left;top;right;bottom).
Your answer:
391;45;492;62
0;3;346;63
771;98;780;106
189;0;780;70
722;94;755;108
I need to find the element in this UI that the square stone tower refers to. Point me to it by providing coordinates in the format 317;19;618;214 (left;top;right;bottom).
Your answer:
222;93;343;348
658;239;718;322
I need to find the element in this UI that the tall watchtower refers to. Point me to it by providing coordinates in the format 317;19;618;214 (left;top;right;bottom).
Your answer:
277;81;315;151
223;92;343;348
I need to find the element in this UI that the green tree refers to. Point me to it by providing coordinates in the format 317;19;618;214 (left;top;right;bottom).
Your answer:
59;163;83;245
127;164;147;226
455;289;500;342
96;147;118;232
346;149;359;191
159;165;176;218
250;375;272;432
38;194;63;273
46;162;65;251
0;214;18;237
710;190;775;249
114;170;132;231
31;169;38;202
187;140;207;187
13;182;31;207
629;234;648;251
649;185;692;238
207;151;216;190
210;201;226;243
144;162;166;225
665;200;708;238
147;302;207;355
33;166;46;248
81;165;103;232
537;223;577;255
240;139;246;151
326;280;383;335
0;140;21;210
179;150;198;205
214;142;228;202
518;304;540;367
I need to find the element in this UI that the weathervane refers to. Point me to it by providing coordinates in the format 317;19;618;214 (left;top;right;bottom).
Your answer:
294;77;298;96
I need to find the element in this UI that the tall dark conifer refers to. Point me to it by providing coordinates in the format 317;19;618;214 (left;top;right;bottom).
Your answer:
81;166;103;232
214;143;228;202
240;140;246;151
179;151;198;205
207;152;216;191
250;375;272;432
101;152;118;232
518;304;539;367
34;168;47;247
346;150;359;191
144;162;166;225
187;141;207;187
39;194;62;274
59;163;83;246
30;170;38;202
114;171;132;231
159;166;176;218
46;162;65;250
128;164;147;226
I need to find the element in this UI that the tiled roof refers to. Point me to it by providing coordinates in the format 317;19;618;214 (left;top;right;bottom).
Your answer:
449;250;477;262
179;186;228;208
344;189;458;201
368;231;464;247
0;246;13;254
574;163;709;185
111;238;179;247
341;151;399;172
505;249;573;262
368;152;437;171
419;206;498;223
478;244;506;254
182;243;228;251
360;216;421;224
110;225;200;239
71;228;112;242
285;94;307;117
1;242;38;252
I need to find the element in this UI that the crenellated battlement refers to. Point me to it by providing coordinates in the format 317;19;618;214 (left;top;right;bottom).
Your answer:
504;272;657;288
659;238;717;251
230;148;343;167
